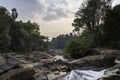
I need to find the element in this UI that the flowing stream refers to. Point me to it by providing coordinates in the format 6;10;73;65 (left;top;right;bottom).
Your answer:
53;55;107;80
64;69;106;80
54;55;67;61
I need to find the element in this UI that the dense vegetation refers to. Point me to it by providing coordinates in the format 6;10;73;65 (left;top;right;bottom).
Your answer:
50;33;76;49
0;6;48;53
1;0;120;58
0;6;11;52
102;5;120;49
72;0;112;46
64;0;120;58
64;37;92;58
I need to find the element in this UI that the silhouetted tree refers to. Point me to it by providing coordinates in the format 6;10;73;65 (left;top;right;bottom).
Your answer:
0;6;48;52
72;0;112;46
0;6;11;52
50;33;76;49
11;8;18;20
103;4;120;49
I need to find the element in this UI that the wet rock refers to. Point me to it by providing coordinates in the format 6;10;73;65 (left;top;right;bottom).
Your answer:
98;75;120;80
34;72;48;80
0;68;36;80
34;71;67;80
0;64;13;71
47;71;66;80
98;64;120;80
32;52;53;62
19;63;39;68
6;58;23;65
33;59;54;69
0;56;5;65
33;59;70;76
48;49;64;56
0;63;20;75
69;54;115;70
33;51;53;59
42;59;69;72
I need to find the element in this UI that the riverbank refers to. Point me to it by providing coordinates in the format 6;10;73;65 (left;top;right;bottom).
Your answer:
0;49;120;80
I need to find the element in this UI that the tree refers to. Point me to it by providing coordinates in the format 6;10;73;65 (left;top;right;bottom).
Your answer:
72;0;112;46
11;8;18;20
103;4;120;48
10;21;48;52
64;37;92;59
0;6;11;52
50;33;76;49
9;8;19;51
0;6;48;53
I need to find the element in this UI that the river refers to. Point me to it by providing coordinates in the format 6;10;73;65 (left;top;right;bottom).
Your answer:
65;69;106;80
53;55;107;80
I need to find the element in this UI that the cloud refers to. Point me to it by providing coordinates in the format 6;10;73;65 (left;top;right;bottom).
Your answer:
2;0;82;21
112;0;120;6
16;0;44;20
37;0;68;21
42;5;68;21
37;0;82;21
1;0;44;21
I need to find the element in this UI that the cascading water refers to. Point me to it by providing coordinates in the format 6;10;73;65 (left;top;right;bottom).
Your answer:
65;69;106;80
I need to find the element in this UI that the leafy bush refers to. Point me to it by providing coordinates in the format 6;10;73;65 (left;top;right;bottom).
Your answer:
64;38;92;59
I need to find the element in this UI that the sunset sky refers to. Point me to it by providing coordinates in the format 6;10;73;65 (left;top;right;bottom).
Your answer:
0;0;120;40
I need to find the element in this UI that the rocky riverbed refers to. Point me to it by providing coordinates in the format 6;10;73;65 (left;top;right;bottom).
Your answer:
0;49;120;80
0;51;70;80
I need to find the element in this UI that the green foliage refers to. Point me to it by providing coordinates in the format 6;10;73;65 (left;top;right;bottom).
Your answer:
102;4;120;49
72;0;112;46
0;6;11;52
50;33;76;49
0;6;48;53
64;38;92;59
10;21;48;52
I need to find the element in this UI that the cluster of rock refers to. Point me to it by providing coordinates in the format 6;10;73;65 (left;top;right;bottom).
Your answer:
0;53;35;80
0;52;70;80
0;48;120;80
69;54;115;70
68;48;120;80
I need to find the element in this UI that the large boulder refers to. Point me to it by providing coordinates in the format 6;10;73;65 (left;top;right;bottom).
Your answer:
42;60;69;72
0;68;36;80
69;54;115;70
0;63;20;75
31;52;53;62
34;59;70;74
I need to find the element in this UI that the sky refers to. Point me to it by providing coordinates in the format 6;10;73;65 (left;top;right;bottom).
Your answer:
0;0;120;40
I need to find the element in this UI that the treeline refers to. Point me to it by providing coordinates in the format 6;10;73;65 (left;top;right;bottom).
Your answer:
0;6;48;53
50;33;77;49
65;0;120;58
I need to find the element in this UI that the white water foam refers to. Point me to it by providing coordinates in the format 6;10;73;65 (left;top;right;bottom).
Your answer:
65;69;106;80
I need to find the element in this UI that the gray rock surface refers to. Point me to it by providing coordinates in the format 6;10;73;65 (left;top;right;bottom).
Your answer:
0;68;35;80
69;54;115;70
97;63;120;80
